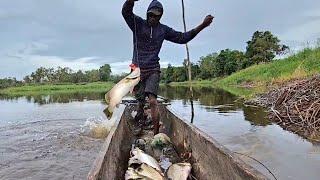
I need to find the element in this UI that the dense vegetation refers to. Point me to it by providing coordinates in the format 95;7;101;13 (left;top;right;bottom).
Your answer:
0;78;22;89
0;64;127;91
23;64;112;84
160;31;288;83
0;82;114;96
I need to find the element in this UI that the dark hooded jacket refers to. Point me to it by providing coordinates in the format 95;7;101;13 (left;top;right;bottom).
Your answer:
122;0;197;70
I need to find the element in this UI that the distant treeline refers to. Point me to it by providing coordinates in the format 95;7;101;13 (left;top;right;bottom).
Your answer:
0;64;122;89
0;78;22;89
0;31;289;89
21;64;113;84
160;31;289;83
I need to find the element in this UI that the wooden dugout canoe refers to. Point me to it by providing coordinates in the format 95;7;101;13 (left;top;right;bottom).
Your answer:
88;104;268;180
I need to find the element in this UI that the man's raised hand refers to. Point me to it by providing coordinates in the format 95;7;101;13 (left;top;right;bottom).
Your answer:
202;15;214;28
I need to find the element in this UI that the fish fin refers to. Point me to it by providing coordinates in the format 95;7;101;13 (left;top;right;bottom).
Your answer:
103;107;113;120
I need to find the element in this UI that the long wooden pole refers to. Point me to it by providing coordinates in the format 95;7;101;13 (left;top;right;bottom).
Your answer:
181;0;192;82
181;0;194;123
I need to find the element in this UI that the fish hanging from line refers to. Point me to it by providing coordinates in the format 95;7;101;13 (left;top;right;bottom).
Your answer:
104;66;140;119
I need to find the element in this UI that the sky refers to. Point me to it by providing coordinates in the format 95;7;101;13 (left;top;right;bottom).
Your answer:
1;0;320;79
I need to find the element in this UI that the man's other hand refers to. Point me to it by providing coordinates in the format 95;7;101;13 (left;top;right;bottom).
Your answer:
202;15;214;28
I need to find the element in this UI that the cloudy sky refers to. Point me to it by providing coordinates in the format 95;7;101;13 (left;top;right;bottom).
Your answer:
1;0;320;79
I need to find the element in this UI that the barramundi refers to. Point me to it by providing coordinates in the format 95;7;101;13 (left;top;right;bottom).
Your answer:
105;67;140;119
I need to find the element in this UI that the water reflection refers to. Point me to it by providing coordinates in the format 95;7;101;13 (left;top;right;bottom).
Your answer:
0;92;105;105
0;86;319;179
0;86;270;127
159;86;270;127
160;86;238;106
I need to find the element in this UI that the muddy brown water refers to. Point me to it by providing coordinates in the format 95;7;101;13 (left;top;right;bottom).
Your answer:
0;86;319;180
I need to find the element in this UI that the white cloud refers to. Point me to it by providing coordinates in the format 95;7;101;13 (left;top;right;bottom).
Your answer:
281;19;320;42
281;8;320;49
1;0;320;79
24;55;100;71
110;61;132;75
0;54;101;79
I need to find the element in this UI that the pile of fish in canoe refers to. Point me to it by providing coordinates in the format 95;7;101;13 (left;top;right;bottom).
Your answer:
125;132;192;180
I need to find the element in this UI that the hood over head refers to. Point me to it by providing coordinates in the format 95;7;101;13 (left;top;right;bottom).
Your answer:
147;0;163;16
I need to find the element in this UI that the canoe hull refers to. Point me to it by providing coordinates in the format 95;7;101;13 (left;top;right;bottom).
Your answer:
88;106;133;180
88;105;268;180
160;105;267;180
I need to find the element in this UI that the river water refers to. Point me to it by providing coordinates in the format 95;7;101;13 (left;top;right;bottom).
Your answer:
0;87;319;180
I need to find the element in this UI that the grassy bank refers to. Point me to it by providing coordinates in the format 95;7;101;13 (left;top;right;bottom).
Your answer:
0;82;114;96
166;80;217;87
217;47;320;87
168;47;320;98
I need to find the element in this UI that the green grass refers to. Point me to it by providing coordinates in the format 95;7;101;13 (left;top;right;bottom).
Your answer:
167;47;320;98
166;79;217;87
217;47;320;87
0;82;114;96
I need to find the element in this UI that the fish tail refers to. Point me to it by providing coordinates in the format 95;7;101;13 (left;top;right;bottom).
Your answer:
104;107;113;120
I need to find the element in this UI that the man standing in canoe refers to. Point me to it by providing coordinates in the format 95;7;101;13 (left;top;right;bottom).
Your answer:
122;0;214;134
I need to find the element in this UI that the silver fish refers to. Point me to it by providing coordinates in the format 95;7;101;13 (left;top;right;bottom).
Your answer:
151;133;172;148
167;163;192;180
129;148;162;173
135;164;164;180
104;68;140;119
125;164;164;180
125;167;146;180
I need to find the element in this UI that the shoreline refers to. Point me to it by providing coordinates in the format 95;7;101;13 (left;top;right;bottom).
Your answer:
246;75;320;142
0;82;114;96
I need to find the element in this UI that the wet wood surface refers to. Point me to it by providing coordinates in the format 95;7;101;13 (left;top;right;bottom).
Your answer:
88;105;268;180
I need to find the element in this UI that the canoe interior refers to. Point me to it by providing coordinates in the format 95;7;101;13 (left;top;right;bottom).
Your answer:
88;104;268;180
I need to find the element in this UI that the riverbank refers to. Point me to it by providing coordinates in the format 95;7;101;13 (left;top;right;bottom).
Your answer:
0;82;114;96
168;47;320;97
167;80;265;98
217;47;320;87
248;75;320;142
225;52;320;142
168;48;320;141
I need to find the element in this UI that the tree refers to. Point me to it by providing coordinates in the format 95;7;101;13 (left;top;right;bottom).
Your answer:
0;77;21;89
165;64;174;83
246;31;289;64
213;52;227;77
110;73;127;83
23;76;32;83
172;67;187;82
198;53;218;79
56;67;73;82
217;49;248;76
191;63;200;80
46;68;56;83
236;53;251;70
86;70;100;82
33;67;50;83
99;64;111;81
71;70;88;83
